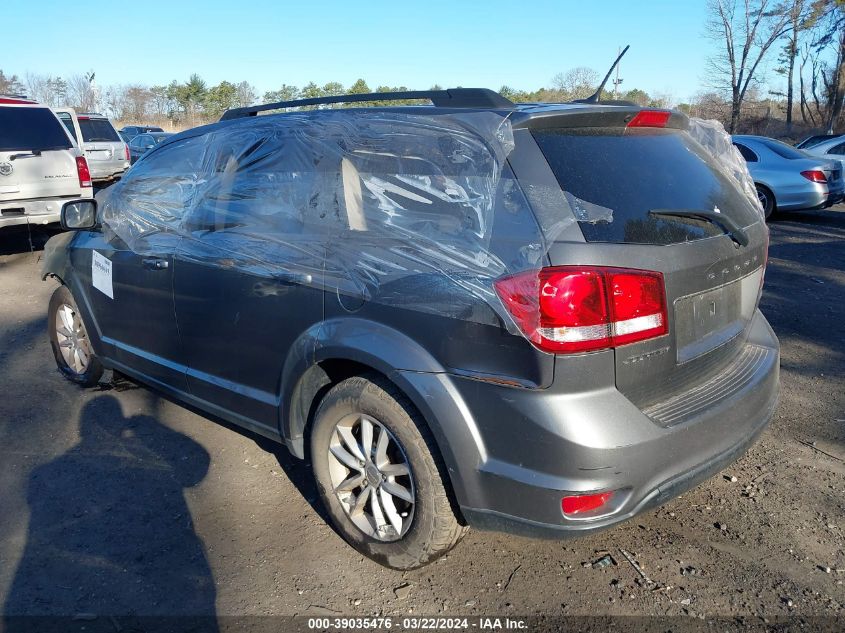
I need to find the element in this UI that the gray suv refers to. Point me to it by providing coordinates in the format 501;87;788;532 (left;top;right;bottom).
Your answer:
42;88;779;570
54;109;130;184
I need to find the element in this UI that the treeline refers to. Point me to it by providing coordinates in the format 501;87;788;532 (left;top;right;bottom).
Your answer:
0;68;676;130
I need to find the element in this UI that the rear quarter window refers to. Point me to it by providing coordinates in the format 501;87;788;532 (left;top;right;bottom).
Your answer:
0;107;73;151
531;127;761;245
79;118;121;142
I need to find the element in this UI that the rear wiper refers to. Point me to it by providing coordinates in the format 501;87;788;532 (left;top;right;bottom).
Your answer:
9;150;42;160
648;208;749;248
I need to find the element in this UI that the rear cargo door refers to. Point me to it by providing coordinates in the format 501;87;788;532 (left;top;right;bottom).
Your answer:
77;116;123;170
532;121;768;410
0;105;79;202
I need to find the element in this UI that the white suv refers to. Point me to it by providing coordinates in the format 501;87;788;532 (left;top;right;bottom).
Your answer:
0;96;93;229
54;108;130;184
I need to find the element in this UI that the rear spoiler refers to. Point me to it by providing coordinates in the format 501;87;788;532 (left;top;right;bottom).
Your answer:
518;107;690;131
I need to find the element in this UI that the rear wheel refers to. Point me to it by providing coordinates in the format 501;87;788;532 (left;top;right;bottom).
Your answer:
755;184;775;220
310;374;466;569
48;285;103;387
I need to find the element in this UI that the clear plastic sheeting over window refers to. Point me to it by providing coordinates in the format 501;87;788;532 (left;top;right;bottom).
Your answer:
688;117;764;220
99;111;565;325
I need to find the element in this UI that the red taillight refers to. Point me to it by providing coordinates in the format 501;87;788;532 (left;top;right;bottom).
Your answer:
76;156;92;188
494;266;668;354
124;143;130;161
626;110;671;128
800;170;827;183
562;492;614;516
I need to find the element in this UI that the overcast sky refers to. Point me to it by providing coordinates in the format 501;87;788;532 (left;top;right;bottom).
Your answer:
6;0;768;103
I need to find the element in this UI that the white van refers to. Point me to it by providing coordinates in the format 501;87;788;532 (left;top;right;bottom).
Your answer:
54;108;130;184
0;97;93;229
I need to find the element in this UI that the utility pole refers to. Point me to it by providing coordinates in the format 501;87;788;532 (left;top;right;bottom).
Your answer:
612;47;624;98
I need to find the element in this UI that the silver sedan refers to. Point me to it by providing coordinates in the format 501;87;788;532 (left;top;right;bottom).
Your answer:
798;135;845;173
732;135;844;218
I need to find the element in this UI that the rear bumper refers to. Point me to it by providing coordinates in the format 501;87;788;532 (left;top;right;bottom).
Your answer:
401;309;779;538
0;192;91;229
824;182;844;207
88;162;129;182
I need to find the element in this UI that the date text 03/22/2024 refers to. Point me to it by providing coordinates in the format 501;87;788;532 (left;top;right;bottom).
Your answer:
305;616;528;630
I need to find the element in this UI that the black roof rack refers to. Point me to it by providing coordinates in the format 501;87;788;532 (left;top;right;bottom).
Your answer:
220;88;514;121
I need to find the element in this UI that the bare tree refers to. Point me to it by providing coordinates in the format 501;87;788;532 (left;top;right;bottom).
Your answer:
551;67;599;100
809;0;845;132
66;74;99;111
705;0;791;132
776;0;812;131
235;81;256;107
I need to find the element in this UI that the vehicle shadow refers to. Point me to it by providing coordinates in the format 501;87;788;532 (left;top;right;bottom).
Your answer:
761;210;845;374
0;224;64;256
3;394;219;631
103;376;332;528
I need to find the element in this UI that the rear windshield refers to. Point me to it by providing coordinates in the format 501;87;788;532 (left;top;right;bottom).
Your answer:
79;118;121;142
757;138;806;160
796;135;838;149
0;106;73;152
531;127;760;245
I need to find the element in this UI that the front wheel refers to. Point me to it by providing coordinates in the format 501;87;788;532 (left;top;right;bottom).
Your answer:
48;285;103;387
310;374;467;569
756;184;775;220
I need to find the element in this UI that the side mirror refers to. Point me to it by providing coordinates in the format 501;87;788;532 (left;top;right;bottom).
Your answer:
61;199;98;230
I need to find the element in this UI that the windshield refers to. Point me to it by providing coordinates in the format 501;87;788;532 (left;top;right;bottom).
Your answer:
532;127;761;245
0;106;73;151
79;118;121;142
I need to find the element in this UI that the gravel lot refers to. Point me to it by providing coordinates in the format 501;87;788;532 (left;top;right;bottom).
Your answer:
0;209;843;625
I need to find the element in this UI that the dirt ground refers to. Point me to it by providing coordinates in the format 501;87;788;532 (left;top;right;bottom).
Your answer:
0;209;843;626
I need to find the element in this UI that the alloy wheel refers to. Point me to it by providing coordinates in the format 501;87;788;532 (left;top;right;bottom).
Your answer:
55;303;92;375
327;413;415;542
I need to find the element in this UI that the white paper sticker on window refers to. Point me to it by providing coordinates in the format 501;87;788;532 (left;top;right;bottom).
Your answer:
92;251;113;299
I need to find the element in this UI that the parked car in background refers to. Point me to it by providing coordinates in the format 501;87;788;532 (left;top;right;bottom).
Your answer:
733;135;844;217
798;135;845;172
119;125;164;143
0;96;93;229
128;132;173;164
54;109;130;185
44;89;779;569
795;134;842;150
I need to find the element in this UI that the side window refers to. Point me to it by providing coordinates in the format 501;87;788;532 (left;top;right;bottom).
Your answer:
57;112;77;141
827;142;845;156
188;132;334;236
103;134;206;240
128;136;143;149
734;142;758;162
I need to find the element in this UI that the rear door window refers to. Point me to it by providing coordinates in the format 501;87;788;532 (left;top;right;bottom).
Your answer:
79;118;121;142
0;107;74;151
531;127;761;245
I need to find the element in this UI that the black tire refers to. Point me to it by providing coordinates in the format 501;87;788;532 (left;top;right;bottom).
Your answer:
310;374;467;569
48;285;104;387
756;184;775;220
